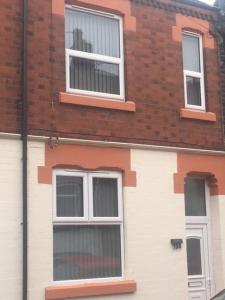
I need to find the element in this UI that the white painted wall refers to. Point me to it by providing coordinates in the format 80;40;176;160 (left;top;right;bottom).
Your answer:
27;145;189;300
0;138;22;300
122;149;188;300
28;141;53;300
211;195;225;294
27;144;225;300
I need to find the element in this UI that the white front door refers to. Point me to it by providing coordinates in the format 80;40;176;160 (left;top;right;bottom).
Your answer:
184;177;214;300
186;224;212;300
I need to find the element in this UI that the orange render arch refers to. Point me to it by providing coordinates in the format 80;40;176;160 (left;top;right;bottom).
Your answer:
38;143;136;187
174;152;225;196
172;14;215;49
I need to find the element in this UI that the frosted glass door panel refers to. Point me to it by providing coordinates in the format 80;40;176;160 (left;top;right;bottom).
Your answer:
187;238;202;276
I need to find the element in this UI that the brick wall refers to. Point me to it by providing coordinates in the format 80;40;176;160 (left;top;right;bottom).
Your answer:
1;0;224;150
0;0;22;133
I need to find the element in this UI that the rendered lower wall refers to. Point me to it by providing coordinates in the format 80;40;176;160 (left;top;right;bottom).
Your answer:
1;140;225;300
0;138;22;300
211;195;225;293
28;143;189;300
28;141;53;300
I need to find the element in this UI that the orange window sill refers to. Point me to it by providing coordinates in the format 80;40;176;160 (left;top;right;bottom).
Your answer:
45;280;137;299
60;92;136;112
180;108;216;122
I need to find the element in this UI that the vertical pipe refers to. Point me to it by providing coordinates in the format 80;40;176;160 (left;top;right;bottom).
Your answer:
22;0;28;299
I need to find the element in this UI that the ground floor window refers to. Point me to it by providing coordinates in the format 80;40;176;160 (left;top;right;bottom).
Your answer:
53;170;123;282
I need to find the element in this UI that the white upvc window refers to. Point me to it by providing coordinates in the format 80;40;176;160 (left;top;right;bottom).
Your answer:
65;6;124;100
53;170;124;282
182;32;205;110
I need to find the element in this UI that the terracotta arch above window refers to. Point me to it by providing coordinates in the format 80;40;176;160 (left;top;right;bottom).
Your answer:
38;143;136;187
174;152;225;196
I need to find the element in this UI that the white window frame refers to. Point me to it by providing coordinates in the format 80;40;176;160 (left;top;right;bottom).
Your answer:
65;5;125;101
182;31;206;111
53;170;89;222
53;169;124;283
185;176;210;224
88;172;123;222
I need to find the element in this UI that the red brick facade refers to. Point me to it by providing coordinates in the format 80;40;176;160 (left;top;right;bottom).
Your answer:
1;0;224;150
0;0;22;133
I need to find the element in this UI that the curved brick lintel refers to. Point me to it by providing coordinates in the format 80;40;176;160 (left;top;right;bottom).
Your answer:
174;152;225;196
38;143;136;187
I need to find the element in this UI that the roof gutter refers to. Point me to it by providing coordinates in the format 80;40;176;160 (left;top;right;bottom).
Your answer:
22;0;28;299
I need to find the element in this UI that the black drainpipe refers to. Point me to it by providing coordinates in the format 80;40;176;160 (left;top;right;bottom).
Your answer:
22;0;28;299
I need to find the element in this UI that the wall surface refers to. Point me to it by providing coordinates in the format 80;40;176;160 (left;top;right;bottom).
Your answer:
0;139;22;300
28;141;53;300
0;139;224;300
1;1;225;300
0;0;223;149
0;0;22;133
211;195;225;293
24;0;224;150
28;142;188;300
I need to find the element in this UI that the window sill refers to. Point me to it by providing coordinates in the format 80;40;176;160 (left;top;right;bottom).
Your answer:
45;280;137;299
60;93;136;112
180;108;216;122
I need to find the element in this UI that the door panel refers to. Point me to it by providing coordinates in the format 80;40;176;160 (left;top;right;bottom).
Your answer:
186;225;211;300
189;291;207;300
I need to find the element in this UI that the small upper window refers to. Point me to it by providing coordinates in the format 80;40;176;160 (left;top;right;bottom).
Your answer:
65;6;124;100
182;32;205;110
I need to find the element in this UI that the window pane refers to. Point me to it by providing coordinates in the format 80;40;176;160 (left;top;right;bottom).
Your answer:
56;176;83;217
69;57;120;95
187;238;202;275
185;178;206;216
186;76;201;106
53;225;122;281
93;178;118;217
65;9;120;57
182;34;200;72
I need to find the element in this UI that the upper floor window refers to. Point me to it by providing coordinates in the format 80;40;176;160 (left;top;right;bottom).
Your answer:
65;6;124;100
182;32;205;110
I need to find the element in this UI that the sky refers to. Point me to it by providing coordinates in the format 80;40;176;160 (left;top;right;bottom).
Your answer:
200;0;215;5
